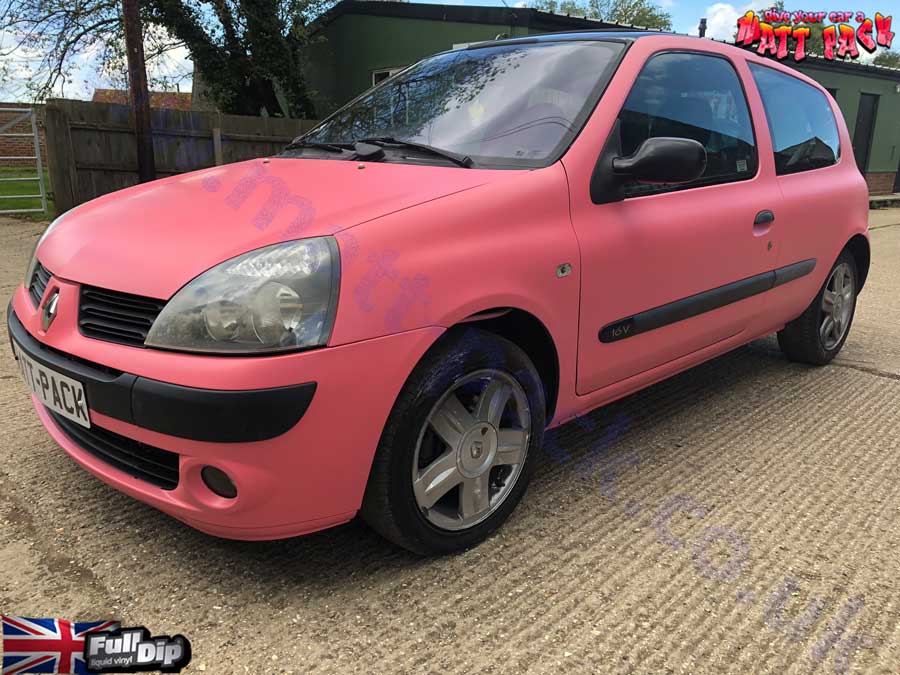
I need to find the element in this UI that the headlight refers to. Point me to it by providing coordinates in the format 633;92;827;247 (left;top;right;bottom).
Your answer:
145;237;340;354
24;208;74;285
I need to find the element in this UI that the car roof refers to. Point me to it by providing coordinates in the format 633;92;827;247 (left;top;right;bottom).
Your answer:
439;30;836;101
463;29;668;49
461;30;761;64
526;30;666;41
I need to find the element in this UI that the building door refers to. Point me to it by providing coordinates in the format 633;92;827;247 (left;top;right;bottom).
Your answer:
852;93;879;172
894;154;900;193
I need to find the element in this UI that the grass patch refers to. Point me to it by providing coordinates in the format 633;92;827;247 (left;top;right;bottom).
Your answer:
0;166;54;221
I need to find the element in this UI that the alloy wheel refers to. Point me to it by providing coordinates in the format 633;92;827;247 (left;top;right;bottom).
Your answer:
819;262;855;350
412;369;531;531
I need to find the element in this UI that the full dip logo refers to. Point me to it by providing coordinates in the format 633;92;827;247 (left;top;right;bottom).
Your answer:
736;8;894;61
84;627;191;673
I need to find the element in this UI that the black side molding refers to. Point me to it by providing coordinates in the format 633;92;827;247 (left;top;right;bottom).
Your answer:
599;259;816;343
8;302;316;443
773;258;816;286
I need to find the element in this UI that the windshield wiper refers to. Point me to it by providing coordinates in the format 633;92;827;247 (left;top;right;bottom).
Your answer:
283;139;353;153
355;137;474;168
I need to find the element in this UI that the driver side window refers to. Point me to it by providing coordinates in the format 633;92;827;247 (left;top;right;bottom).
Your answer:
618;52;758;198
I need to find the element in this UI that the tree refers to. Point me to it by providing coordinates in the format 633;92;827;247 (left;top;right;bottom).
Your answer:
0;0;332;117
0;0;189;100
873;50;900;68
529;0;672;30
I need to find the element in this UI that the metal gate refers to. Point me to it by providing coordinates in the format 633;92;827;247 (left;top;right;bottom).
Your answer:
0;106;48;215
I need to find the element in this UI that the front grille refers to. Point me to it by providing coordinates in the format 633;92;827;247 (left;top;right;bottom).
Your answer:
49;411;179;490
29;261;51;306
41;342;123;377
78;285;167;347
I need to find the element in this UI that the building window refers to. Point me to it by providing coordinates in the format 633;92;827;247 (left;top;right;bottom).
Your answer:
372;68;405;86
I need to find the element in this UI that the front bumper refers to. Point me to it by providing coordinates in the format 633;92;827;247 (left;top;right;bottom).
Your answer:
8;304;317;443
9;283;443;540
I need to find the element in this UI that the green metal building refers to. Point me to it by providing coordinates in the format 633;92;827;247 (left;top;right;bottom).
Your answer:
304;0;900;194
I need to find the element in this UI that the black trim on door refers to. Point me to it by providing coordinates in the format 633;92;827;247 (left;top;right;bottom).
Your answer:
598;259;816;343
773;258;816;286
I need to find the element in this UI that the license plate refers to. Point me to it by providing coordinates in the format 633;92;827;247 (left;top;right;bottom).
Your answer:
12;341;91;428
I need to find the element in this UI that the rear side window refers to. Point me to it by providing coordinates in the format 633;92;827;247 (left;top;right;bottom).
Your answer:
618;52;758;197
748;63;840;175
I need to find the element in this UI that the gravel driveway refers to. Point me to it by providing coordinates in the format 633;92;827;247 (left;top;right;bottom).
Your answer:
1;216;899;674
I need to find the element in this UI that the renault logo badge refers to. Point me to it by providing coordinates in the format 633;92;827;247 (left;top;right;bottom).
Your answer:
470;440;484;459
42;289;59;331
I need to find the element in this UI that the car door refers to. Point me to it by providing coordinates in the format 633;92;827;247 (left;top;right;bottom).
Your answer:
567;49;782;395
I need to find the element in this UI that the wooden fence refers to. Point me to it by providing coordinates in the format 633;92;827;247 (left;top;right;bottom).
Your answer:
44;98;319;214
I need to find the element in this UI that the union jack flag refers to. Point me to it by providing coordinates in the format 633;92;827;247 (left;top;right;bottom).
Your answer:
2;616;119;675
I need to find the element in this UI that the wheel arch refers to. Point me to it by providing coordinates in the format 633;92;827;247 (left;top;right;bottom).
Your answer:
845;233;870;291
455;307;561;424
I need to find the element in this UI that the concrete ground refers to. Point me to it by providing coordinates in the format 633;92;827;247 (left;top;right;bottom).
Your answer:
1;213;899;674
869;208;900;230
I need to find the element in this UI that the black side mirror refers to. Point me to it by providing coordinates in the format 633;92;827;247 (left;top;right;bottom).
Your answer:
590;122;708;204
612;137;707;184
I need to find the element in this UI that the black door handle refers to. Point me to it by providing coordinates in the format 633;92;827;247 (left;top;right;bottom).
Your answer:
754;210;775;225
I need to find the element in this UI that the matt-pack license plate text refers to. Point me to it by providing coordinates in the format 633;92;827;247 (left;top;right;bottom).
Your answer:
13;342;91;428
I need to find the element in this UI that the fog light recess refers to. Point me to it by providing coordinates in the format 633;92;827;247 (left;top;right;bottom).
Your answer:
201;466;237;499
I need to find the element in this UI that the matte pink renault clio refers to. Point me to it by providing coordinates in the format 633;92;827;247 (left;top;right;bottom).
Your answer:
9;32;869;554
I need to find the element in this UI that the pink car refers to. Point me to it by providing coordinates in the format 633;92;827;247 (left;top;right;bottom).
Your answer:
9;32;869;554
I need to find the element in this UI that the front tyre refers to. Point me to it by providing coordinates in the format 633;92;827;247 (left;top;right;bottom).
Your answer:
777;250;858;365
361;327;545;555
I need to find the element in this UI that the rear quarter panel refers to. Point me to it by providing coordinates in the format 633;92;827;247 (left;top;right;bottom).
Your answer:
741;52;870;326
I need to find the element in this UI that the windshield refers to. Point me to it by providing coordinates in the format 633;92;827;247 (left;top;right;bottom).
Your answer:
300;40;625;168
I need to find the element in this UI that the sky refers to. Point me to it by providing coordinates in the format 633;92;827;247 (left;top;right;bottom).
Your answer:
0;30;193;102
501;0;900;39
1;0;898;102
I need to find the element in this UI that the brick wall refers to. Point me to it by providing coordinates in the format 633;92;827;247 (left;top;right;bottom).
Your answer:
863;171;897;196
0;103;47;169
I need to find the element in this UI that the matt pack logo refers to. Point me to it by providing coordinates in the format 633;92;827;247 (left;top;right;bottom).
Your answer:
83;627;191;673
736;8;894;61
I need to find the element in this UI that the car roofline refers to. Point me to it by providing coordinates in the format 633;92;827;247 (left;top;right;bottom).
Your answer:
458;30;664;51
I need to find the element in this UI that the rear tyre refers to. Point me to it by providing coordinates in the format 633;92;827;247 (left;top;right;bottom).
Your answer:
777;250;858;365
361;327;545;555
